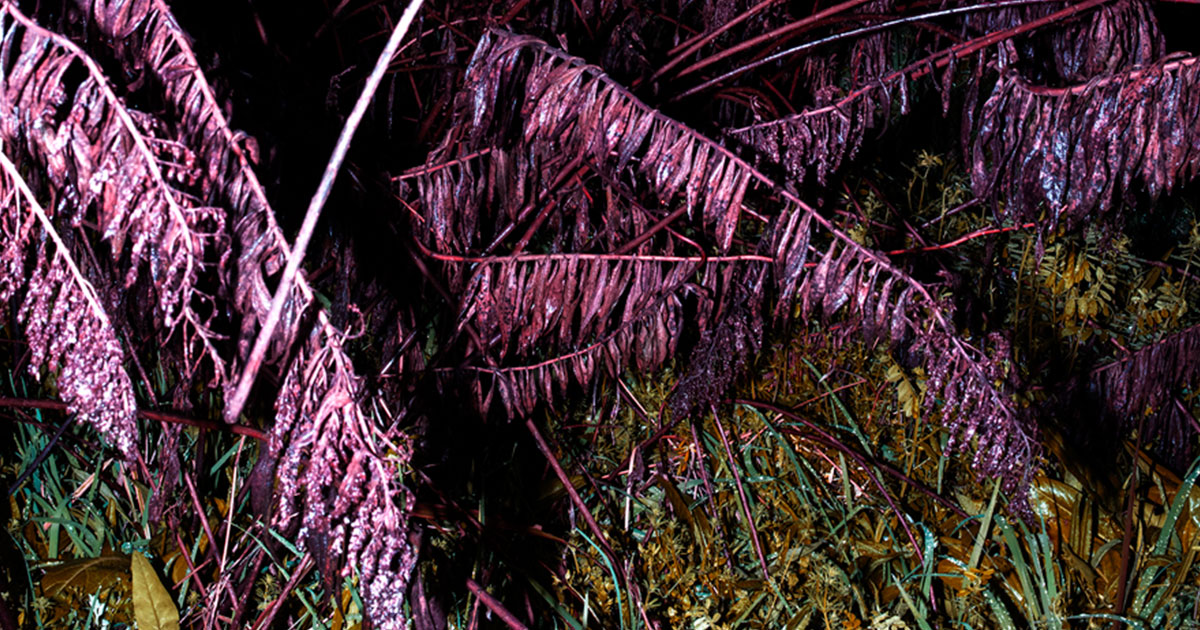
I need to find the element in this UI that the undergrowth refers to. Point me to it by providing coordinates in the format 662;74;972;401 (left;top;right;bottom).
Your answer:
6;131;1200;630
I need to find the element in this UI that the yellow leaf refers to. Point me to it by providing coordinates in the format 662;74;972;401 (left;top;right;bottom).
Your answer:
40;554;130;601
131;553;180;630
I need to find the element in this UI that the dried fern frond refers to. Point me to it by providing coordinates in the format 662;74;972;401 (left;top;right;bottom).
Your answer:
729;0;1161;189
69;1;418;624
968;56;1200;231
265;323;416;625
72;0;308;366
0;4;223;362
968;0;1163;82
433;253;747;416
731;0;897;182
417;28;1040;496
1091;322;1200;460
0;150;138;458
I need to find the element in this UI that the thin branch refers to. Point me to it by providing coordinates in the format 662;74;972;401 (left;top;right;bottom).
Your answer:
465;578;531;630
725;0;1113;118
887;222;1036;255
1017;53;1199;96
415;240;773;264
394;148;495;180
251;554;313;630
657;0;871;81
6;414;77;496
735;399;930;565
225;0;425;423
675;0;1055;92
658;0;874;81
525;418;617;565
0;397;267;442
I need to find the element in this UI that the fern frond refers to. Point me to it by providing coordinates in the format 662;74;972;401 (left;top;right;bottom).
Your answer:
0;4;222;358
418;28;1041;496
969;55;1200;230
430;253;739;416
967;0;1163;82
729;0;1163;189
73;0;309;364
75;1;418;624
0;150;138;458
1091;322;1200;459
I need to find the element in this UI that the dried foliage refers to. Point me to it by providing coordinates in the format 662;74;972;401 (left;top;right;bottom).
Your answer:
0;2;224;367
0;151;138;457
968;56;1200;231
72;1;417;625
73;0;309;367
413;27;1038;495
729;0;905;187
969;0;1164;81
731;0;1172;200
0;0;419;625
1092;322;1200;458
6;0;1200;628
264;325;416;623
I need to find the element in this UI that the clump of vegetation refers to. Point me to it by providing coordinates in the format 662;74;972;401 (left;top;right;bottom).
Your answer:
3;0;1200;628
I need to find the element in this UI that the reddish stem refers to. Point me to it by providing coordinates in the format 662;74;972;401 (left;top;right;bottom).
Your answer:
525;418;622;574
726;0;1112;118
466;578;531;630
661;0;874;81
886;222;1036;255
251;555;313;630
711;406;772;580
0;397;267;442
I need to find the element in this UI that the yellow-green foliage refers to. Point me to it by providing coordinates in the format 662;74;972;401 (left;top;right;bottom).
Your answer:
542;146;1200;630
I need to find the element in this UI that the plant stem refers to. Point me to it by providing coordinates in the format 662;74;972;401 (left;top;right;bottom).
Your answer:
225;0;425;424
466;578;530;630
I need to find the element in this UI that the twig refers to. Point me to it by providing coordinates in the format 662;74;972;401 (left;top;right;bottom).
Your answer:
465;578;530;630
733;400;927;563
725;0;1112;118
1016;55;1199;97
1091;322;1200;375
674;0;1087;100
656;0;874;81
0;397;267;442
525;419;616;566
691;419;738;574
525;417;641;625
510;157;589;254
250;554;313;630
170;529;210;599
485;155;586;255
788;429;967;520
415;240;774;264
182;473;222;579
886;222;1036;255
613;205;691;255
225;0;425;423
393;147;494;179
